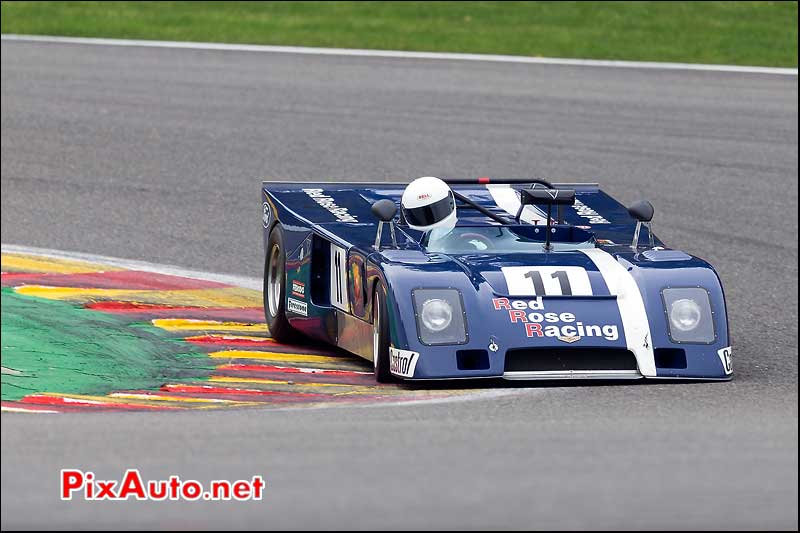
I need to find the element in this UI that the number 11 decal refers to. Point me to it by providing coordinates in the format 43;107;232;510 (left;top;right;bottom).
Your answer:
503;266;592;296
524;270;573;295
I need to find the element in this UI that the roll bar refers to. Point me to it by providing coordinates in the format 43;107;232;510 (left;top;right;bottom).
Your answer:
442;176;554;188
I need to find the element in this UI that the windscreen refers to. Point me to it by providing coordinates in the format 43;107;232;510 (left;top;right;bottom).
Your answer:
423;225;595;254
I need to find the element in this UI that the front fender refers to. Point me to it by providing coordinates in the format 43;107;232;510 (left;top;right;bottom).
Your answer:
366;251;506;379
622;251;732;379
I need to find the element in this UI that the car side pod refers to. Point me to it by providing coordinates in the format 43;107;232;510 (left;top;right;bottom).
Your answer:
371;199;398;249
628;200;655;250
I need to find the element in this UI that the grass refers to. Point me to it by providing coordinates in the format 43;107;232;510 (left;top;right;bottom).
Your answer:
1;1;797;67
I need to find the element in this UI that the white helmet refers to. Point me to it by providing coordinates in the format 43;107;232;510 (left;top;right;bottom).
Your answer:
401;176;457;233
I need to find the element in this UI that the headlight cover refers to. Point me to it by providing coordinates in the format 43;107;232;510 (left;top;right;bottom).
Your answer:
412;289;468;345
670;299;702;332
662;287;716;344
420;298;453;332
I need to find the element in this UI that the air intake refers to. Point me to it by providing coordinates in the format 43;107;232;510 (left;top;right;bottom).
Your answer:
457;349;490;371
654;348;687;369
504;348;638;372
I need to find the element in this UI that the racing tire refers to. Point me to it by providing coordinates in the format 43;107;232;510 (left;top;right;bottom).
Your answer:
372;283;395;383
264;225;299;343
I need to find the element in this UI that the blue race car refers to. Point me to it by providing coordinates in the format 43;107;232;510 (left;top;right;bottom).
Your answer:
261;176;732;383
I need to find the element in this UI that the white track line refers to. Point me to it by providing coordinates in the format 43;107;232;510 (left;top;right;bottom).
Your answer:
2;34;796;76
0;406;59;414
1;243;262;290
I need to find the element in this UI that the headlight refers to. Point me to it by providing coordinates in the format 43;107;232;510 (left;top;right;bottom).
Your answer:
413;289;467;345
669;298;702;332
662;288;716;343
420;298;453;332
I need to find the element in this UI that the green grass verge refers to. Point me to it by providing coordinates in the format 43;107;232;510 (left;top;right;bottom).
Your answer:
1;1;797;67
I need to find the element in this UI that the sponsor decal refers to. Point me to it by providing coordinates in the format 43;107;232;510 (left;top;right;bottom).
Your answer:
262;202;272;228
492;297;619;342
595;239;616;245
389;347;419;378
417;193;431;200
717;346;732;375
286;298;308;317
573;199;610;225
302;189;359;223
291;280;305;299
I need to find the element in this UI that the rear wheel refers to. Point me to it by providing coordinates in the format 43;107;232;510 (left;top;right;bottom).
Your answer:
264;225;299;343
372;284;394;383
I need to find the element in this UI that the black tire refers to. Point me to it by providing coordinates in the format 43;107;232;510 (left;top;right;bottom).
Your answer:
264;225;299;343
372;284;394;383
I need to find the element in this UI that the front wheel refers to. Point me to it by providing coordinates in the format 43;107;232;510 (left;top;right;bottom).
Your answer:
264;225;299;343
372;284;394;383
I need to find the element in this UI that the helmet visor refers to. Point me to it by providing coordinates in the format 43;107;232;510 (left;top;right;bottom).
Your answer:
403;193;455;228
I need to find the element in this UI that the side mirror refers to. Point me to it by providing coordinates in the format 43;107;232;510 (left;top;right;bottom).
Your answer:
628;200;654;223
371;199;397;222
371;199;398;249
628;200;655;250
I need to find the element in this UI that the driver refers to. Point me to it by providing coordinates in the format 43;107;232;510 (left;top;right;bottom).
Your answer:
401;176;457;241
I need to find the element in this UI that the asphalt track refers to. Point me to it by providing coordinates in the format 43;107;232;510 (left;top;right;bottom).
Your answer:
1;40;797;529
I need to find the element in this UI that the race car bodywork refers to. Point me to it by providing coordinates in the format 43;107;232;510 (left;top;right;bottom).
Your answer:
261;178;732;382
